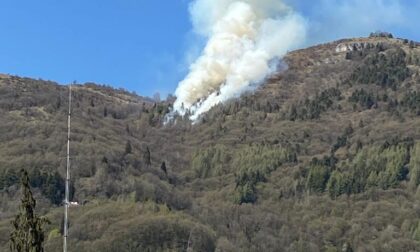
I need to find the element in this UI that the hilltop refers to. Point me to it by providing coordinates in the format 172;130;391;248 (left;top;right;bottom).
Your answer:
1;35;420;251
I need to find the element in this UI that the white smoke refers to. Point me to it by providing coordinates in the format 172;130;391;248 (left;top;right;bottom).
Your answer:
173;0;307;121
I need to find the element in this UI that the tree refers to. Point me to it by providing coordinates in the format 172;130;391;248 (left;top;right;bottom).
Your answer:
125;141;132;155
409;40;416;49
327;171;345;199
160;162;167;175
235;182;257;204
306;164;330;193
42;172;65;205
143;147;151;167
409;143;420;190
10;170;50;252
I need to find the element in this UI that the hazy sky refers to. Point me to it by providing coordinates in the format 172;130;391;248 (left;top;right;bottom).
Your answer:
0;0;418;97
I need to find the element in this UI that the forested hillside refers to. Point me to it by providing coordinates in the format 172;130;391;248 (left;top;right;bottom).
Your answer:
1;35;420;251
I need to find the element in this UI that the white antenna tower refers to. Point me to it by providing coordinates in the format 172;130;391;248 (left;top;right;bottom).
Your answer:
63;82;72;252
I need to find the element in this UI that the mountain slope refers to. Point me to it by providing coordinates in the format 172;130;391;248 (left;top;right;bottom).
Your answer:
1;35;420;251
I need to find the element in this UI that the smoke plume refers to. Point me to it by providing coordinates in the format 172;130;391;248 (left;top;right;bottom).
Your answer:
172;0;306;120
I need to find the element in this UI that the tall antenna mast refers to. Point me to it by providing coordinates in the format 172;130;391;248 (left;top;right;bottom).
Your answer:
63;82;72;252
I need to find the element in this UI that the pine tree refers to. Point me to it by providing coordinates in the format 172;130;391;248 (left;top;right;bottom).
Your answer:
10;170;50;252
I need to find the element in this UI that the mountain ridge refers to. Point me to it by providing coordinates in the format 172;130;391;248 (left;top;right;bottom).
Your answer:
0;35;420;251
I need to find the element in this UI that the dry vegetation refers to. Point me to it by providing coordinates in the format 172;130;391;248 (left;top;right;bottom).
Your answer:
0;36;420;251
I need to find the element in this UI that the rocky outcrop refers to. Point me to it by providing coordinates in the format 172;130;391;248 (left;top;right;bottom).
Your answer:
335;42;378;53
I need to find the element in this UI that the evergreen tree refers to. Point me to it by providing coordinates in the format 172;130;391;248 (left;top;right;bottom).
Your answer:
143;147;151;167
306;164;330;193
160;161;167;175
10;170;49;252
409;143;420;190
327;171;345;199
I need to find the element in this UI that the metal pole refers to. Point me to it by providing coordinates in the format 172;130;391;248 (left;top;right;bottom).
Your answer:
63;83;72;252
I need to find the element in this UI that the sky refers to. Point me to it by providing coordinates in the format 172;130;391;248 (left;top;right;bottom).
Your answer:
0;0;419;98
